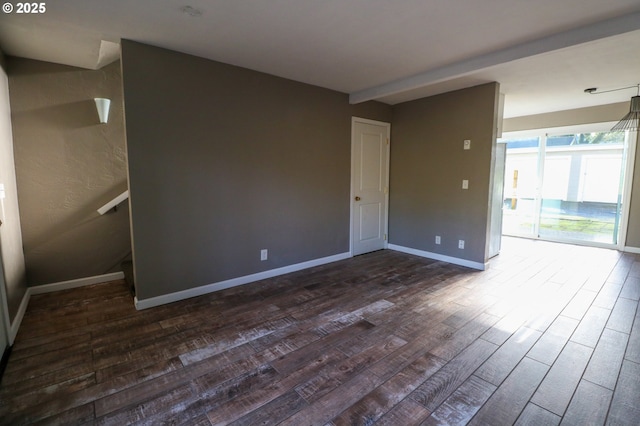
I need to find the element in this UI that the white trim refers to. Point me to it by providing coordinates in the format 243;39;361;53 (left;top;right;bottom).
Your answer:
624;246;640;254
618;129;637;250
351;117;391;127
97;190;129;215
350;117;391;256
388;244;488;271
29;271;125;295
134;252;351;310
8;288;30;345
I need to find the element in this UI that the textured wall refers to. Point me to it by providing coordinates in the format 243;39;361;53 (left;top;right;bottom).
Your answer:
390;83;500;264
8;58;131;286
121;40;392;301
0;54;27;321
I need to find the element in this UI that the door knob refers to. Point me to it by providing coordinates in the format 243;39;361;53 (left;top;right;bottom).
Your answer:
355;196;361;201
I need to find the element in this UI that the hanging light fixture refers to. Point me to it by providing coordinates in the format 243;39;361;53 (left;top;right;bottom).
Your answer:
585;84;640;132
611;87;639;132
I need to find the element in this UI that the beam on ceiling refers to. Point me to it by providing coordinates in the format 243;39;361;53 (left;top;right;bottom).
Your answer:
349;11;640;104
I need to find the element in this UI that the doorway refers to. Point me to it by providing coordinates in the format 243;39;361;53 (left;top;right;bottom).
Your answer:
350;118;390;256
501;125;636;248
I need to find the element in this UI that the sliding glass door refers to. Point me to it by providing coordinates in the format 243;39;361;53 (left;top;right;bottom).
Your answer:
501;129;633;247
502;137;540;237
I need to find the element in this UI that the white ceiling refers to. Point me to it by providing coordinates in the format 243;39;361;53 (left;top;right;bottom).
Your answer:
1;0;639;118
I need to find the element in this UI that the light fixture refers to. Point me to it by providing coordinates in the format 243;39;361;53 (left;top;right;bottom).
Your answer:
612;88;639;132
94;98;111;124
585;84;640;132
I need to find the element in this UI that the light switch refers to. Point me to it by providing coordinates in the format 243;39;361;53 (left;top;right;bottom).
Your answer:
463;140;471;150
462;180;469;189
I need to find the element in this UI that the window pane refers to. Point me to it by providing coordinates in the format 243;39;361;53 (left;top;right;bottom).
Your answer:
539;132;624;244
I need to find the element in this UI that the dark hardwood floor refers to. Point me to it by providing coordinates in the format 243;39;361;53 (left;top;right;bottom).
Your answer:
1;237;639;425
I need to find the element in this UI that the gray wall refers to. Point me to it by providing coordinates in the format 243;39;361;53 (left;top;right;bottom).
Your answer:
0;51;27;321
389;83;500;264
8;58;130;285
120;40;392;301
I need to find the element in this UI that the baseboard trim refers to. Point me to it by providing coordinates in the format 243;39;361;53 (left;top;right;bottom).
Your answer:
9;288;30;345
135;252;352;310
29;272;125;295
624;246;640;254
388;244;488;270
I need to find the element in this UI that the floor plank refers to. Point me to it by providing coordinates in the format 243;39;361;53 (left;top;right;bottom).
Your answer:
607;360;640;425
1;238;638;425
475;326;542;386
469;357;549;425
515;403;561;426
422;375;496;426
526;315;579;366
560;380;612;426
582;328;628;390
410;339;498;412
530;341;593;416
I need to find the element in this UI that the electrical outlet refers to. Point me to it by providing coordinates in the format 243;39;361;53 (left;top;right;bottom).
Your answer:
463;139;471;150
435;235;441;245
458;240;465;249
260;249;268;261
462;179;469;189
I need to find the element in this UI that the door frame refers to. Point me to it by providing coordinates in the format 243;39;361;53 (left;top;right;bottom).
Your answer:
0;230;10;370
350;117;391;256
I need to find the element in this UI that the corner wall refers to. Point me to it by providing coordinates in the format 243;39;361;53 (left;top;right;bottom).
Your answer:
121;40;392;302
389;83;500;265
8;58;130;285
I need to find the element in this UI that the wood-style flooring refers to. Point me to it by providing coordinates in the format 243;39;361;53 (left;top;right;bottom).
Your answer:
1;237;639;425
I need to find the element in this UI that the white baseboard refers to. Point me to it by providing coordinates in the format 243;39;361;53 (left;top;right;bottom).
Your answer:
8;288;30;345
388;244;488;270
29;272;125;295
624;246;640;254
135;252;352;310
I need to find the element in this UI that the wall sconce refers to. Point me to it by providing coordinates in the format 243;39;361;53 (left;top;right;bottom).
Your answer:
94;97;111;124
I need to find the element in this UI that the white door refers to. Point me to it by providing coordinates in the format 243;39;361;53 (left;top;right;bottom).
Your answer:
351;118;390;256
